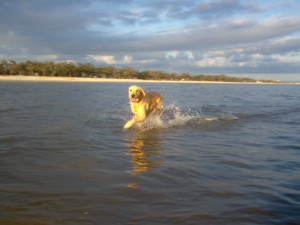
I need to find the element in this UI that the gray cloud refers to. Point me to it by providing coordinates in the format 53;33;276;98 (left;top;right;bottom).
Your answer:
100;15;300;54
1;0;300;80
242;37;300;55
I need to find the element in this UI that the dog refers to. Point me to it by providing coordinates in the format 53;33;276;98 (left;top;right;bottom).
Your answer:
124;85;163;129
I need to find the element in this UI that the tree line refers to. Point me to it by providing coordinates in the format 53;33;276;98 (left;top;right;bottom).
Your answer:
0;60;273;83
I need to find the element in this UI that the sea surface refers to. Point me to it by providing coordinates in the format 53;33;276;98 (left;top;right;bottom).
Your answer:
0;81;300;225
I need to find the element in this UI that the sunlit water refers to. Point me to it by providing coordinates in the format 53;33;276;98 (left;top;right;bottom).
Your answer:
1;82;300;224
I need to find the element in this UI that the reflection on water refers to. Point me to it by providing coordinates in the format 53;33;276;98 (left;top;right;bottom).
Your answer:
126;129;162;177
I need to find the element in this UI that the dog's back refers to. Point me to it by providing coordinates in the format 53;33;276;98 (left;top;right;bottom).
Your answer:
144;92;163;116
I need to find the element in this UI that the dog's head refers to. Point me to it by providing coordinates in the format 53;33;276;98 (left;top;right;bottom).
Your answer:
128;85;145;102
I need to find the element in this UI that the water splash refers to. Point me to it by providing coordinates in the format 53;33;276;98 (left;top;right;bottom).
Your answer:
163;105;199;127
136;104;239;131
140;114;165;131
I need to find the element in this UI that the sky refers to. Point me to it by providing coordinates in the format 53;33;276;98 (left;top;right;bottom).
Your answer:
1;0;300;81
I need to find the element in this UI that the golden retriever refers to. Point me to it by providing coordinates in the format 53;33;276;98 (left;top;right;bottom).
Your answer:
124;85;163;129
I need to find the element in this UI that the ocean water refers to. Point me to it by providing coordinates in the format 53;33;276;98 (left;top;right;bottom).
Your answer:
0;81;300;225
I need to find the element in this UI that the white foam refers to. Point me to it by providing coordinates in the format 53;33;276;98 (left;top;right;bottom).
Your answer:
140;105;200;130
166;108;195;127
140;114;165;131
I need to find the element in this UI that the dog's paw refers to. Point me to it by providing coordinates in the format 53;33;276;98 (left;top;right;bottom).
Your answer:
123;123;131;129
124;120;135;129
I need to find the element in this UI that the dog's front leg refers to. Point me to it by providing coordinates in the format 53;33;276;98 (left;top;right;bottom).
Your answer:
135;108;146;128
124;118;136;129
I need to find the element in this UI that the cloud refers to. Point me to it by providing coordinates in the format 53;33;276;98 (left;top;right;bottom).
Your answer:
87;55;133;65
196;57;227;67
243;36;300;55
88;55;116;64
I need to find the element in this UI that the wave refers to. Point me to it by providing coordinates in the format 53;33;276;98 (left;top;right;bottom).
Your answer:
0;107;16;113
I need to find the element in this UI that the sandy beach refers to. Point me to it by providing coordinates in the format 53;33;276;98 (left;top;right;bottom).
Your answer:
0;75;143;83
0;75;286;84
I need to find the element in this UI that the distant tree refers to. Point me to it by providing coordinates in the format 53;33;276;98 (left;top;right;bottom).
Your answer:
0;59;262;82
43;61;57;76
61;62;76;77
0;61;5;74
119;67;138;79
77;63;95;77
98;66;119;78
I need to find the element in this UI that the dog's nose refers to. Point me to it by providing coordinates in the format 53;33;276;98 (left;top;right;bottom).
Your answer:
131;94;135;98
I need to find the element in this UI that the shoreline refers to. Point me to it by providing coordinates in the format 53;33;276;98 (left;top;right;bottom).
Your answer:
0;75;293;84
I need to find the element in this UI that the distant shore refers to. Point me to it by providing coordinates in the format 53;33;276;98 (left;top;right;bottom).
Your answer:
0;75;293;84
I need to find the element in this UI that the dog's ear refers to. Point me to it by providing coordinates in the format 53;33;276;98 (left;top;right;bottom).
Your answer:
139;87;146;97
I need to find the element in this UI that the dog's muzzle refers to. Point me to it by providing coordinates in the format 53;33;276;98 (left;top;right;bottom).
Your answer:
130;94;139;102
